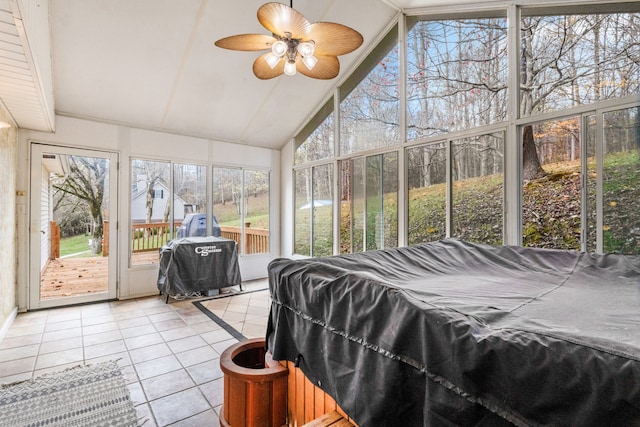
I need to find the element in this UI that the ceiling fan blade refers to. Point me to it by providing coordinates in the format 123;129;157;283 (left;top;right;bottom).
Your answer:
308;22;363;56
215;34;275;51
298;55;340;80
258;2;311;39
253;53;285;80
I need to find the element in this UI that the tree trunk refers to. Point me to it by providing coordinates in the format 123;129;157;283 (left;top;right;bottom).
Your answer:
341;160;351;201
146;186;154;224
163;196;170;223
522;125;546;180
520;20;547;182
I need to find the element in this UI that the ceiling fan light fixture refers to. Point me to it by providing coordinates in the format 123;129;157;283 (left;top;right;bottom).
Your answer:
264;52;280;69
271;40;288;57
297;41;315;57
302;54;318;70
215;2;364;80
284;60;297;76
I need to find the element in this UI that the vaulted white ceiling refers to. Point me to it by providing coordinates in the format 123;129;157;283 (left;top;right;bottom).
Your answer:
0;0;485;150
0;0;54;132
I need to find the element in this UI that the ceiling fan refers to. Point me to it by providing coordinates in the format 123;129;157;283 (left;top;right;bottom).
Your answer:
214;2;363;80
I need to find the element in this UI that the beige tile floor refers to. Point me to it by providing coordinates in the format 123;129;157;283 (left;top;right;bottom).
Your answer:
0;279;270;427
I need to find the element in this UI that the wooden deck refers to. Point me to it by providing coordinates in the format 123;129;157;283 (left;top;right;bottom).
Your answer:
40;257;109;300
40;251;160;300
132;251;161;265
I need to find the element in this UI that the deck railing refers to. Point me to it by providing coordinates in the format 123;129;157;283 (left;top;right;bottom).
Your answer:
50;221;60;259
130;221;269;255
131;222;176;253
220;224;269;254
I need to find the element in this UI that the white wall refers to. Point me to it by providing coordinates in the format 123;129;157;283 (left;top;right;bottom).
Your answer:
17;115;281;309
0;110;18;339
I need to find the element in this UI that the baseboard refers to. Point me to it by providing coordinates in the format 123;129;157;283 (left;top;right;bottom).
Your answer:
0;307;18;343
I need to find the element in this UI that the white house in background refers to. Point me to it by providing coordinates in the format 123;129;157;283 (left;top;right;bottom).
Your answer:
130;177;186;223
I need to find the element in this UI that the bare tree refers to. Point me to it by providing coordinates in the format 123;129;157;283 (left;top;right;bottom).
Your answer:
404;14;640;181
520;14;640;178
53;156;107;252
406;18;508;184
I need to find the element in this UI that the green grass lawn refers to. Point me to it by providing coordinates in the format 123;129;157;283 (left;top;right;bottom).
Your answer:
213;192;269;226
60;234;95;257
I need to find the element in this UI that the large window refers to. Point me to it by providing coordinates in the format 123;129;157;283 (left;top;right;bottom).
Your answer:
294;168;312;256
583;106;640;254
129;160;270;265
340;153;398;253
312;165;334;256
244;169;270;254
585;114;597;253
602;106;640;254
366;153;398;250
339;158;364;254
130;159;170;266
520;12;640;118
452;133;504;244
520;9;640;251
213;167;270;255
173;163;207;236
295;110;334;165
406;17;508;141
213;168;242;244
407;134;504;247
294;165;333;257
407;143;447;244
522;107;640;254
340;29;399;156
294;4;640;258
522;117;583;250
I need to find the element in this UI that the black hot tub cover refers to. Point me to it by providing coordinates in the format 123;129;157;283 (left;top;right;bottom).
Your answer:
266;239;640;426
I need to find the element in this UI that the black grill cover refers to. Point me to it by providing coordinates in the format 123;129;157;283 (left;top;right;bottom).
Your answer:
157;236;241;296
266;239;640;426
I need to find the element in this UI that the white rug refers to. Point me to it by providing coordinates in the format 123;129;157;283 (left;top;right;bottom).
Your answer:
0;360;137;427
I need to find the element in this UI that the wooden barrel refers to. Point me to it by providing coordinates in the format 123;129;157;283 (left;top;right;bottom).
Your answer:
219;338;288;427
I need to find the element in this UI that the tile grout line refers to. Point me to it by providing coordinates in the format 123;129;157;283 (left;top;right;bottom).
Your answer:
193;300;246;342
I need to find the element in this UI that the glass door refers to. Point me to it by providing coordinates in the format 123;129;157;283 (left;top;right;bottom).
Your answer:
29;144;118;309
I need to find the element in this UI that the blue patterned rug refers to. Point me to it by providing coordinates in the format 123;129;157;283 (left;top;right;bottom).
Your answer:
0;360;137;427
